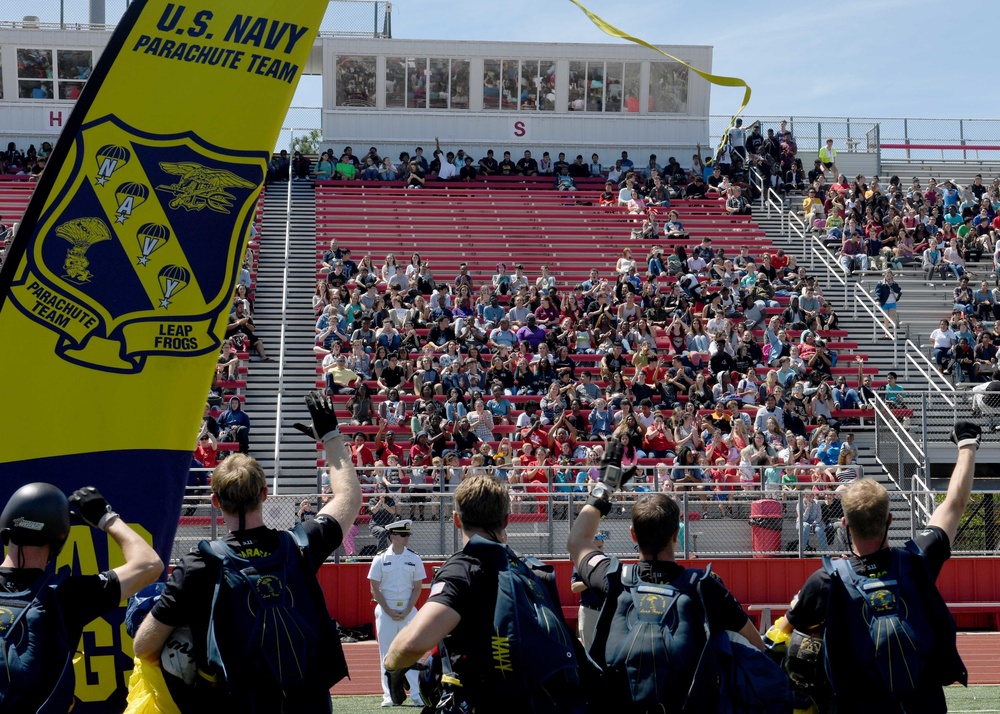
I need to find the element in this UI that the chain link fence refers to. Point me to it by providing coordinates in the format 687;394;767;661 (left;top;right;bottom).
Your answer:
317;0;391;39
173;481;1000;562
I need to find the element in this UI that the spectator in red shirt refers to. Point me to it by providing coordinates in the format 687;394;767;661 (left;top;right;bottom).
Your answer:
351;432;375;468
374;422;405;464
534;294;560;326
409;431;433;468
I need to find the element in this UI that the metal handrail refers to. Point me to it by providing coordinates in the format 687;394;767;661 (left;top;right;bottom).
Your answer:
270;130;304;495
871;394;934;522
904;339;957;403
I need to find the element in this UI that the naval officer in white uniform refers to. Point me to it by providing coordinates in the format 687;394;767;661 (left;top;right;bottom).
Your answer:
368;519;426;707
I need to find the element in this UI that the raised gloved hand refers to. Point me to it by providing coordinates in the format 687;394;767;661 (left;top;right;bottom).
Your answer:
585;440;635;516
69;487;119;531
951;421;981;451
292;391;340;443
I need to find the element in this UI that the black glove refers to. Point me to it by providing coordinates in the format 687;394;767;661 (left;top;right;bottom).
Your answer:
386;667;409;706
951;421;981;451
292;391;340;442
585;441;635;516
69;487;119;531
599;439;625;489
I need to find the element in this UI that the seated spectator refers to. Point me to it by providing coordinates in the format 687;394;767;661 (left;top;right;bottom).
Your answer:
839;233;869;276
218;397;250;454
923;238;949;282
725;186;751;215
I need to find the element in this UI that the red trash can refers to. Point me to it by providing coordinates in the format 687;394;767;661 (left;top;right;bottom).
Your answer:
749;499;782;558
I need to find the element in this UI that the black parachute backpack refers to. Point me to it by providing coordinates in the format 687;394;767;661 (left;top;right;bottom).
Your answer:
591;560;710;708
822;544;967;709
460;535;588;714
0;571;75;714
199;525;348;708
592;559;792;714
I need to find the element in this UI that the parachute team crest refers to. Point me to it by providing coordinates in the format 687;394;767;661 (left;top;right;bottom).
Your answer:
6;115;263;373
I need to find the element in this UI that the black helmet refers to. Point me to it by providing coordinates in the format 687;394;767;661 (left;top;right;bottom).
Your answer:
0;483;71;559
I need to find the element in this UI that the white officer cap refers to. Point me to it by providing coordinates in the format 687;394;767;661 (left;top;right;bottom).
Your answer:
385;519;412;535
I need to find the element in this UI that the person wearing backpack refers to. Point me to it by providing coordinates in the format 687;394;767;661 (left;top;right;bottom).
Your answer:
382;474;589;714
133;391;362;713
0;482;162;712
776;421;978;713
567;441;790;714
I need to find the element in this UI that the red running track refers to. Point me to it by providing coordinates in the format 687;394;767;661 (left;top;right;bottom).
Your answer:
332;634;1000;697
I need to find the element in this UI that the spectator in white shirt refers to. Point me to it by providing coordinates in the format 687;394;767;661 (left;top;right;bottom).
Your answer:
929;319;957;369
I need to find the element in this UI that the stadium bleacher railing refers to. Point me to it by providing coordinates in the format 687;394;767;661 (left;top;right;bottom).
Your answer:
763;173;956;391
872;392;934;522
173;482;1000;561
709;115;1000;166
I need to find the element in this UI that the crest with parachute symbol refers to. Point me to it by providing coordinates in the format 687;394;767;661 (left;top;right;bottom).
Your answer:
7;115;264;374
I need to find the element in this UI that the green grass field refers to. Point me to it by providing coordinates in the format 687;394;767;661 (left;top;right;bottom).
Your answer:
330;686;1000;713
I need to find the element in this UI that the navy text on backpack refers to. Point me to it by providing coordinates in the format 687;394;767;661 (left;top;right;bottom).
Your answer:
460;535;587;714
592;559;792;714
822;544;967;711
0;571;76;714
199;525;348;706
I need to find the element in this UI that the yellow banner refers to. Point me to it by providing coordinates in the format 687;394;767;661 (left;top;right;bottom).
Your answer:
567;0;751;156
0;0;326;461
0;1;327;710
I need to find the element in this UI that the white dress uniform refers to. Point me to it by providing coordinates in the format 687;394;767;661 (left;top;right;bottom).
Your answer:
368;520;426;706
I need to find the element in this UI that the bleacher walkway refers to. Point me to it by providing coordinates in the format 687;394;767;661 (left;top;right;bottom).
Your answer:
248;180;323;492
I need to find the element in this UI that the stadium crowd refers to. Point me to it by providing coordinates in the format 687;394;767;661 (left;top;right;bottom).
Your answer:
301;137;902;528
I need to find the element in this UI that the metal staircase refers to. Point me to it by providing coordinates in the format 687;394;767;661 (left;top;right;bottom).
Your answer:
752;199;917;543
244;181;323;493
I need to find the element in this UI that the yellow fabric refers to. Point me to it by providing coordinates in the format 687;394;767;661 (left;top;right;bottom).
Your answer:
124;659;182;714
819;146;837;163
0;0;327;461
566;0;751;158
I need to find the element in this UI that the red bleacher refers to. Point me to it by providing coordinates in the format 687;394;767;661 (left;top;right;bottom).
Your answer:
312;178;881;467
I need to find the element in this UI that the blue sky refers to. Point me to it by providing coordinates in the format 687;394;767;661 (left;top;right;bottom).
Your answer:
8;0;1000;120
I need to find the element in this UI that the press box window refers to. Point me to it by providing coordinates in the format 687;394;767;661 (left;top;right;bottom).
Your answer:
335;55;376;107
17;48;53;99
385;57;470;110
648;62;689;114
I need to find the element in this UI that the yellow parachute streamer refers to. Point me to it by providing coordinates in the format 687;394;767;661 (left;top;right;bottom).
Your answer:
566;0;752;158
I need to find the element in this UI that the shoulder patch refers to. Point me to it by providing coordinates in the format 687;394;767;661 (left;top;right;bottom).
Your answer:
430;582;446;597
587;553;610;570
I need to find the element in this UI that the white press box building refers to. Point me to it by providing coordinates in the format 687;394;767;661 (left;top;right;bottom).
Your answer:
0;24;712;159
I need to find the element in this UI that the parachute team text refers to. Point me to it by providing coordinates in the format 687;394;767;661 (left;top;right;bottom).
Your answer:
131;6;311;85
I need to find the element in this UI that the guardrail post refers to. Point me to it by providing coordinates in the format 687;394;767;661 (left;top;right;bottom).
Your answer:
209;501;219;541
796;490;804;558
547;484;554;556
909;490;917;542
904;119;910;160
921;392;929;462
874;123;882;175
893;326;898;368
439;487;447;557
960;119;966;161
682;492;689;559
